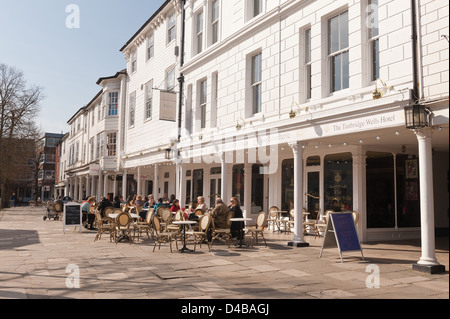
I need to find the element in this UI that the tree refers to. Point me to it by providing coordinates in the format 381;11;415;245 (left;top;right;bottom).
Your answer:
0;63;43;208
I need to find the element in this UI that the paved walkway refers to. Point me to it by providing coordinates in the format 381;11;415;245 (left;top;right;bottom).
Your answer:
0;206;448;301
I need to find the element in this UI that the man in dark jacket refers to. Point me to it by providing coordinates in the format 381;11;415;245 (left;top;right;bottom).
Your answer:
97;196;113;217
211;198;231;229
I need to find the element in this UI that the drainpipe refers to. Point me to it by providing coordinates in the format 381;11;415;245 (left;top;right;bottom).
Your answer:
177;0;186;142
411;0;419;104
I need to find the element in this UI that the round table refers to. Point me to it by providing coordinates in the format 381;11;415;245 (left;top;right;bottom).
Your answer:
172;220;197;253
230;218;252;248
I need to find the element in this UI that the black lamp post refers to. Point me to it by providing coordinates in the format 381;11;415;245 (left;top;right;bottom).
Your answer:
404;104;428;129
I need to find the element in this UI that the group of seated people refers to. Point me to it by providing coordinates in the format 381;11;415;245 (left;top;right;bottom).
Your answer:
80;192;245;240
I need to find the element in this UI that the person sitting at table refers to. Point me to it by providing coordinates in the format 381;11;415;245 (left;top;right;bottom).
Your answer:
170;199;181;213
144;194;155;208
211;197;231;229
81;196;96;230
229;197;244;239
153;198;165;215
196;196;208;214
112;195;121;208
97;196;112;217
135;195;145;208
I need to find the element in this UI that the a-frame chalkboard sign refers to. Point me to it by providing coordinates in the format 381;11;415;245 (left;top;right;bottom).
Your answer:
63;202;82;233
319;212;364;263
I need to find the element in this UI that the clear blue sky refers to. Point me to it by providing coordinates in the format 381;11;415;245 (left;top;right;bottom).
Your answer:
0;0;165;134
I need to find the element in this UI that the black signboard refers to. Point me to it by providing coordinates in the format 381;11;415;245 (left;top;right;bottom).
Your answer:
64;203;82;233
319;212;364;263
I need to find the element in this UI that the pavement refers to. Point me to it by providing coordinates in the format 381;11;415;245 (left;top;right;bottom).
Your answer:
0;205;448;304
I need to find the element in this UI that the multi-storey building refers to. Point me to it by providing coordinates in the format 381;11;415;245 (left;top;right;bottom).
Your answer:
59;0;448;267
36;133;64;201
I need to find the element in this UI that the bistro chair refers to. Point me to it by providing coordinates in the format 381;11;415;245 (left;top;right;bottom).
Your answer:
103;206;114;218
210;211;233;249
115;212;133;244
166;210;184;233
133;210;153;241
94;211;115;242
152;215;178;253
194;209;204;216
303;209;321;237
315;210;333;238
186;213;212;251
267;206;280;232
159;207;173;231
244;211;267;247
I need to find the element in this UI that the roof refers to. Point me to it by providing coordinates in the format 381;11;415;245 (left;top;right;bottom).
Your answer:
96;69;127;85
119;0;171;52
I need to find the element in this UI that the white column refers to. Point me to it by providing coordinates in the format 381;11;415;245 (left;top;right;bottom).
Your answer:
91;176;95;198
103;173;108;198
86;175;91;197
137;166;141;196
413;128;444;272
243;163;252;219
288;142;309;247
220;153;228;202
97;172;103;201
352;148;366;241
78;176;83;200
74;177;79;201
113;174;117;197
122;169;128;200
153;165;159;198
178;162;186;207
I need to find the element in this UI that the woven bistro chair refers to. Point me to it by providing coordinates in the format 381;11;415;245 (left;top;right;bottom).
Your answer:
115;211;133;244
244;211;267;247
152;215;178;253
133;209;153;241
267;206;280;232
185;213;212;251
210;211;234;249
94;211;115;242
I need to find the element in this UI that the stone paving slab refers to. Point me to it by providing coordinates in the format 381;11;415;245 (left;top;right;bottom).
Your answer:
0;206;448;305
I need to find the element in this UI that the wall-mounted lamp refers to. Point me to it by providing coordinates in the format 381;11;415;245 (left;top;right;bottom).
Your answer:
373;78;393;100
404;104;432;129
289;101;309;118
164;148;172;160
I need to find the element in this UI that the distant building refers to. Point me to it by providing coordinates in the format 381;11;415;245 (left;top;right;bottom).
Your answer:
36;133;64;201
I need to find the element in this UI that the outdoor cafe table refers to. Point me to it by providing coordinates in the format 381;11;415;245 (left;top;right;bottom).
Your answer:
172;220;197;253
230;217;252;248
107;213;140;242
108;213;140;219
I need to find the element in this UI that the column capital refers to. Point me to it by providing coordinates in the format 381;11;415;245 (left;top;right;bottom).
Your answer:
289;141;304;154
413;127;433;139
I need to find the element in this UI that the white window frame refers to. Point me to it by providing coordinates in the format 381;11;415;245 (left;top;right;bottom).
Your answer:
367;0;380;82
305;28;312;100
147;32;154;60
328;10;349;93
211;0;220;45
129;91;136;127
199;79;207;129
167;11;176;44
131;50;137;73
108;92;119;116
106;132;117;157
196;10;204;54
251;52;262;115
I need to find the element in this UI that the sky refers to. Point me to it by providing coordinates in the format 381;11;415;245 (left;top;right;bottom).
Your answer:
0;0;166;134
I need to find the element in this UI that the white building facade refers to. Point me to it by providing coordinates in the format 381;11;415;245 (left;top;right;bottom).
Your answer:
59;0;449;261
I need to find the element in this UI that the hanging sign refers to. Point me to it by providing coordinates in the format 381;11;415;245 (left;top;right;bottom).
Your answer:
63;203;82;233
319;212;364;263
